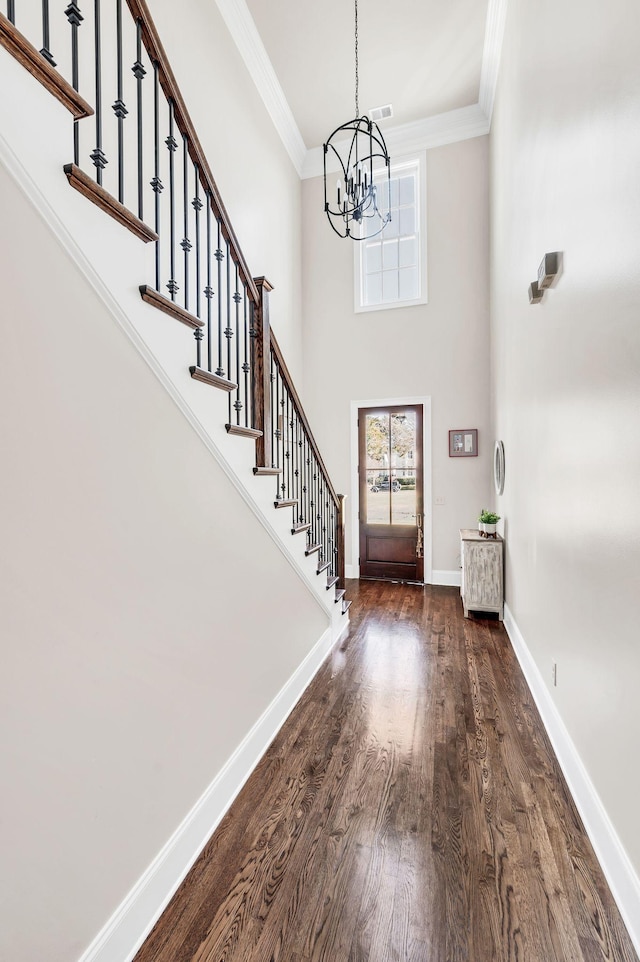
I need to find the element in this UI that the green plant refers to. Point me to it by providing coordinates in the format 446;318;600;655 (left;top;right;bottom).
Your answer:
478;509;501;524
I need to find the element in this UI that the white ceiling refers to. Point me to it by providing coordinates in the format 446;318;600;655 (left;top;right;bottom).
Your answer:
244;0;488;149
215;0;508;177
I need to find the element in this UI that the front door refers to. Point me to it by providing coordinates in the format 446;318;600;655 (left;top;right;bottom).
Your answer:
358;404;424;582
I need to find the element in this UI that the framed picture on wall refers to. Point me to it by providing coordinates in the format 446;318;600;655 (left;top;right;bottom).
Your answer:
449;429;478;457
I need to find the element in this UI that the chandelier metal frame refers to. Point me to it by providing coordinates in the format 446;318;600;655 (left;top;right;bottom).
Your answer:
322;0;391;241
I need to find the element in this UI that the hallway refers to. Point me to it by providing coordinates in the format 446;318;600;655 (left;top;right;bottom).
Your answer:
135;582;638;962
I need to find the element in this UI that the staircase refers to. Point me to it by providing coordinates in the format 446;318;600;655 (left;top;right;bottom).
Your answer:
0;0;350;625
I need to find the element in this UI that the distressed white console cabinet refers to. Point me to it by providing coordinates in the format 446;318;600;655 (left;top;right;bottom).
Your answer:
460;528;504;619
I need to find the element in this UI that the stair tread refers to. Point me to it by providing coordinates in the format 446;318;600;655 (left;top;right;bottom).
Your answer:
190;366;236;392
334;588;346;603
316;560;331;574
226;424;262;439
326;575;339;590
292;522;311;535
305;543;322;556
342;599;352;615
274;499;297;509
254;467;282;476
140;285;204;328
65;168;158;243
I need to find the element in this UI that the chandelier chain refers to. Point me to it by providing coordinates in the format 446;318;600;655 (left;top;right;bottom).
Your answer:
354;0;359;117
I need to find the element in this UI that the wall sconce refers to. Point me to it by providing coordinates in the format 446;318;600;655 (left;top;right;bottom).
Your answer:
528;251;562;304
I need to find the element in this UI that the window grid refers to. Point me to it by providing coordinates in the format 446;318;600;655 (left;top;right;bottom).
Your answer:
357;158;425;312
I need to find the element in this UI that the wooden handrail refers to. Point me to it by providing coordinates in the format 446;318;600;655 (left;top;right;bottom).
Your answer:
270;329;340;510
125;0;259;306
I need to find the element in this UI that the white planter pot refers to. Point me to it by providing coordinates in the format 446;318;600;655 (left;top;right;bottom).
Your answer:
484;522;497;536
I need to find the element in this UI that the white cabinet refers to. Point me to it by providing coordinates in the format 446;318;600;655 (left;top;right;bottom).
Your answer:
460;529;504;619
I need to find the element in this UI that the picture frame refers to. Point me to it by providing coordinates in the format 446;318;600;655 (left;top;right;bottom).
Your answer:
449;428;478;458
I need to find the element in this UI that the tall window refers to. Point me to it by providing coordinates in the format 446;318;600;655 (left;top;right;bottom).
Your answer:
355;156;427;313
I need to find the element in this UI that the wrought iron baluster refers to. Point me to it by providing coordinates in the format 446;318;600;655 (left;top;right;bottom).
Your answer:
271;351;277;495
275;361;282;501
150;61;163;291
165;99;178;300
243;290;250;428
7;0;14;24
181;135;191;311
193;168;202;321
285;388;291;502
322;479;328;570
215;222;224;376
132;18;145;220
204;197;213;371
296;410;301;517
304;435;310;527
233;267;242;424
90;0;107;184
225;241;232;422
65;2;83;165
113;0;127;203
40;0;56;65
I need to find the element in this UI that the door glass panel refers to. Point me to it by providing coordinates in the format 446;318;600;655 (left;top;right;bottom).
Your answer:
391;411;417;524
365;412;391;524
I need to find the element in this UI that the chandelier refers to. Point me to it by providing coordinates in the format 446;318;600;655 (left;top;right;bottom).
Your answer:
323;0;391;241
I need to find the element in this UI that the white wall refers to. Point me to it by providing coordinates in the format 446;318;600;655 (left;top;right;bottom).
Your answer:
0;157;327;962
301;137;492;574
490;0;640;883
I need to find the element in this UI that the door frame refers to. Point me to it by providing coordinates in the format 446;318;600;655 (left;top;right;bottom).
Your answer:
349;395;432;583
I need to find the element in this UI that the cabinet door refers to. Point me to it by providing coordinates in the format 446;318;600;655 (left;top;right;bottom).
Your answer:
464;542;502;608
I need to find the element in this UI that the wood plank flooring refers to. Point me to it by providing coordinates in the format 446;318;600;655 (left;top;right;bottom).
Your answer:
134;581;638;962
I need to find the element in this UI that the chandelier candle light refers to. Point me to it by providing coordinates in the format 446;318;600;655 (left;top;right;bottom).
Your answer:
323;0;392;240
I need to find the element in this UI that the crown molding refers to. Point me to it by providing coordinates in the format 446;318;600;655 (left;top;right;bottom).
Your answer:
214;0;307;176
217;0;507;181
302;103;490;180
479;0;509;123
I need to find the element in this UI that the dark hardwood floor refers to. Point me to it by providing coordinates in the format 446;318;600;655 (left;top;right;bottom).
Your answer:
135;580;638;962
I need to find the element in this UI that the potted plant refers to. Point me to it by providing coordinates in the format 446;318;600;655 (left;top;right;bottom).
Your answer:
478;509;501;537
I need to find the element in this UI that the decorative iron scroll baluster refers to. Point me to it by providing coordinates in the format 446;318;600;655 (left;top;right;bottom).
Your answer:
194;320;203;368
40;0;56;65
233;268;242;424
215;223;224;376
294;413;302;524
284;391;292;501
225;242;233;420
204;197;213;371
113;0;126;203
165;99;177;300
90;0;107;184
242;290;250;428
132;18;145;220
65;1;83;164
7;0;14;24
181;134;191;311
151;61;162;290
193;169;202;322
304;435;310;526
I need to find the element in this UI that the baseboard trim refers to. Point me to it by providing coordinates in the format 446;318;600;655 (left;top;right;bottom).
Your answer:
503;603;640;956
431;569;461;587
78;625;335;962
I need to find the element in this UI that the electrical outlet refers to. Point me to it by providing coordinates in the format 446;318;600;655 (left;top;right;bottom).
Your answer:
435;496;445;506
551;660;557;687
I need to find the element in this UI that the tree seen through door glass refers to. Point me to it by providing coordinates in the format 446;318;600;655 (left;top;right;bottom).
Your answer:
365;411;417;525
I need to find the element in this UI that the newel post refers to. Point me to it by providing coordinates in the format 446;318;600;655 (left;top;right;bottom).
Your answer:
337;494;346;589
252;276;274;469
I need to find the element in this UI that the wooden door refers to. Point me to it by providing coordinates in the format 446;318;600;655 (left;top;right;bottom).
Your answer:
358;405;424;582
